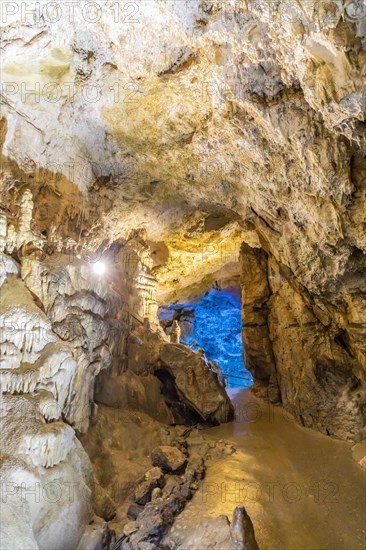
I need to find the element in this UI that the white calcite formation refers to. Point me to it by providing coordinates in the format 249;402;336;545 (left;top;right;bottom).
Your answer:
0;277;57;361
2;190;43;253
120;236;159;322
0;209;127;548
0;194;197;549
0;390;93;549
0;273;93;548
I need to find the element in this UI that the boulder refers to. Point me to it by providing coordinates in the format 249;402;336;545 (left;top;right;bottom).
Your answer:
134;467;165;505
168;504;259;550
122;522;138;538
94;369;174;424
161;475;183;499
158;343;234;424
151;446;187;472
77;517;115;550
151;487;162;500
184;457;205;486
127;503;145;521
92;481;116;521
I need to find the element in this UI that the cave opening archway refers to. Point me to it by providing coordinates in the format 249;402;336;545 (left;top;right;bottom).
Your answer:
158;284;253;388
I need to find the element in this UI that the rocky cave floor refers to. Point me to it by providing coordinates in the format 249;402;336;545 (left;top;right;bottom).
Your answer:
78;389;366;550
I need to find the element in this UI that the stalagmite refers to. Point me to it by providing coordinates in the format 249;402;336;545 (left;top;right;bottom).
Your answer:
170;320;181;344
0;211;7;250
230;505;259;550
18;189;33;236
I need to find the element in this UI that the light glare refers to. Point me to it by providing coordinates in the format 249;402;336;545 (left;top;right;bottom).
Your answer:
93;260;106;275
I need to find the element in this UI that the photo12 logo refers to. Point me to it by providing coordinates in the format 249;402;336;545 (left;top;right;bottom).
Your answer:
217;0;366;24
1;80;142;106
200;480;340;504
1;1;140;26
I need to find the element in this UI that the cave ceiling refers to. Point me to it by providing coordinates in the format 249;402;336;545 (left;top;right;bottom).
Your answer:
1;0;365;297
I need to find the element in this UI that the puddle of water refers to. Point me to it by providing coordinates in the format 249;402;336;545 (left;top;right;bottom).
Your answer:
171;389;366;550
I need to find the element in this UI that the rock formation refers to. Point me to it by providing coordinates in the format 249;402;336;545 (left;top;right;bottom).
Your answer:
170;320;181;344
167;503;259;550
240;243;365;440
1;0;366;547
230;505;259;550
0;188;233;547
96;320;234;425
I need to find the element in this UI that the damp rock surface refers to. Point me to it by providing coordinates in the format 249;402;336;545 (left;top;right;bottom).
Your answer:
151;446;188;473
0;1;366;547
170;389;366;550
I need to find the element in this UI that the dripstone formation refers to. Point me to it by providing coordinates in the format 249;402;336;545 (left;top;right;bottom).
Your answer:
1;0;366;548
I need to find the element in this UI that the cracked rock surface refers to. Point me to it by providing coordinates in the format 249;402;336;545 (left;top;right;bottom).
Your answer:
0;1;366;548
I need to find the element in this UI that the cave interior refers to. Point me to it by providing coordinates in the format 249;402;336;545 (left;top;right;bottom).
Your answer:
0;1;366;549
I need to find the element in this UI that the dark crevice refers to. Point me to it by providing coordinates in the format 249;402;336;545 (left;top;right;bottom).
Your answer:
334;329;354;357
155;367;203;425
250;206;281;233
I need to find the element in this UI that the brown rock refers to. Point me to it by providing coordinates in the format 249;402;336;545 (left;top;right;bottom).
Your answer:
230;505;259;550
240;243;278;394
159;343;234;424
92;481;116;521
134;467;165;505
151;446;187;472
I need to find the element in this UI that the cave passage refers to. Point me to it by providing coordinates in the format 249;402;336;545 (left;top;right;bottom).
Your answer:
2;1;366;548
158;286;253;388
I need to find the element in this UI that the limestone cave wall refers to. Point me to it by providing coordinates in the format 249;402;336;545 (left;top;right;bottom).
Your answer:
0;187;233;549
1;0;366;546
240;242;366;441
0;195;162;548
